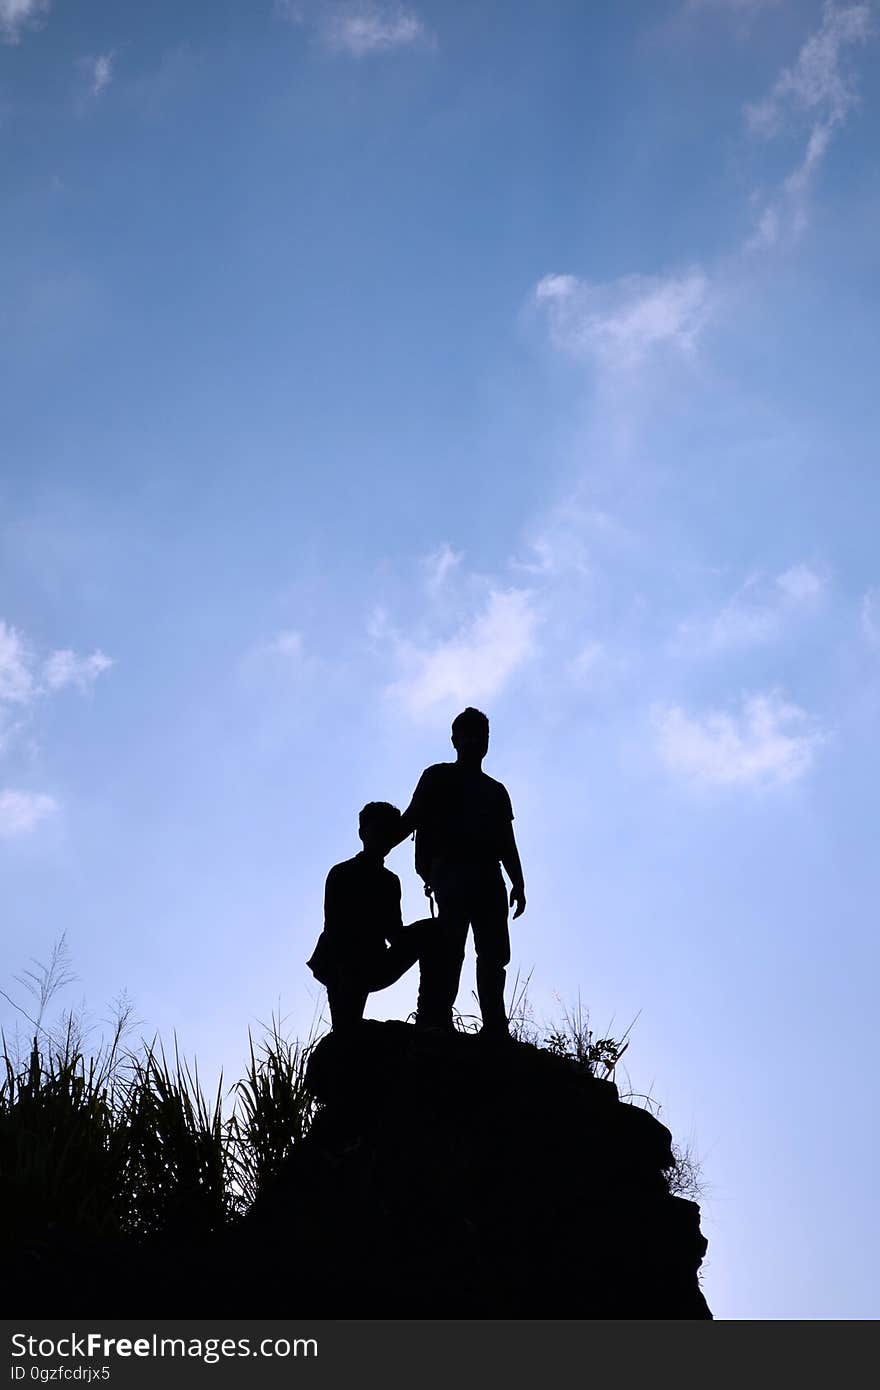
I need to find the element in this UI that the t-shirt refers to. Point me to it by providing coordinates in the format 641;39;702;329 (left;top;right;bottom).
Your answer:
407;762;514;877
308;853;403;980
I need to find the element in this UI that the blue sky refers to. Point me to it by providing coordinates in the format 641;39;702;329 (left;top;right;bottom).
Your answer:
2;0;879;1319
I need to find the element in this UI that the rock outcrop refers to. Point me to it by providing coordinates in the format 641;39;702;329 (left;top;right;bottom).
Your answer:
234;1020;712;1318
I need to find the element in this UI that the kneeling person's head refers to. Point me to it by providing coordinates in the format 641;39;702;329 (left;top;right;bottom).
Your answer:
358;801;401;856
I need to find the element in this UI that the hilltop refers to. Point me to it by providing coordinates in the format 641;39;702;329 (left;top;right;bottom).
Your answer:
226;1020;712;1318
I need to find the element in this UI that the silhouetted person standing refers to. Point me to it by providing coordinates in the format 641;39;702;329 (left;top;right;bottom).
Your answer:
307;802;429;1033
397;708;526;1035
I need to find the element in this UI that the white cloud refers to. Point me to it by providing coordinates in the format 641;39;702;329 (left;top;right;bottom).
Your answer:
776;563;826;604
688;0;780;9
676;564;827;653
87;52;114;96
861;588;880;645
43;648;114;693
275;0;310;22
366;604;390;641
745;3;873;247
0;788;57;836
536;10;874;369
655;690;824;788
569;641;608;688
387;588;538;718
0;619;113;832
260;629;304;659
0;0;49;45
323;2;426;55
670;0;782;47
747;116;839;248
279;1;429;56
704;595;776;648
746;2;872;135
423;543;462;594
516;499;624;578
0;621;34;704
534;268;711;371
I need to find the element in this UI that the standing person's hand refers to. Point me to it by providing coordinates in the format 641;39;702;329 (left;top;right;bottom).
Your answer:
510;885;526;919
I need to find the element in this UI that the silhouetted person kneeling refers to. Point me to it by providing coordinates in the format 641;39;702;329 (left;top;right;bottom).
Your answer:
307;802;429;1033
397;708;526;1036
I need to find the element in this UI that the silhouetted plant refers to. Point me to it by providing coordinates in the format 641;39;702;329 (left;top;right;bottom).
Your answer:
117;1039;235;1240
230;1016;317;1209
1;1036;121;1243
1;940;328;1248
501;979;635;1082
666;1140;705;1202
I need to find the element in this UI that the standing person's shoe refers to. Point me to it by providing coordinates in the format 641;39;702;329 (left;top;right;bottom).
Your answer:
414;1012;454;1033
479;1019;511;1045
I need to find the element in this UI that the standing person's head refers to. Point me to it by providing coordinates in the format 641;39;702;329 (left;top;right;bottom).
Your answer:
451;707;490;766
358;801;401;857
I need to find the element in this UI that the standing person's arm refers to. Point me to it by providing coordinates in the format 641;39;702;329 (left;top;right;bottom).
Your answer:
500;823;526;918
392;767;433;839
394;768;436;899
392;805;416;846
389;768;430;847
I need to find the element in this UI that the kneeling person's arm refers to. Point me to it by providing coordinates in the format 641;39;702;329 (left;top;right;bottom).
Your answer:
323;865;343;934
384;872;404;946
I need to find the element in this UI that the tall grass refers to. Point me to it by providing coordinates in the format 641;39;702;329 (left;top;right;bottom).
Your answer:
232;1020;317;1209
1;1011;317;1249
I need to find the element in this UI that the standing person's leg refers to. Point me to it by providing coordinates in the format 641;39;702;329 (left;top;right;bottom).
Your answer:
470;869;511;1035
417;870;469;1029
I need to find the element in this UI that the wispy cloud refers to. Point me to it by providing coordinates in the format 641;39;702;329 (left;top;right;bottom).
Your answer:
861;588;880;645
515;499;627;578
655;690;824;788
667;0;782;46
746;2;872;135
423;543;463;595
526;8;873;793
0;617;113;834
85;52;115;96
534;268;712;372
776;564;827;603
43;648;114;693
259;629;304;659
535;5;875;366
0;788;57;837
0;0;49;45
0;621;35;705
278;1;430;57
386;588;538;719
568;640;615;691
687;0;781;9
745;2;873;247
676;564;828;654
241;628;307;675
323;2;427;55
